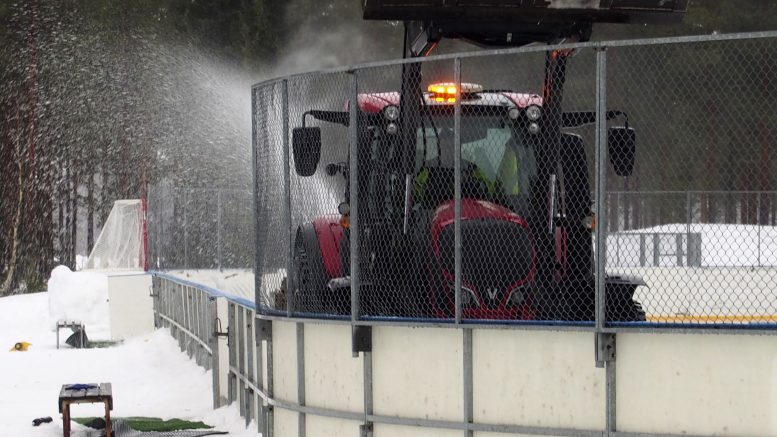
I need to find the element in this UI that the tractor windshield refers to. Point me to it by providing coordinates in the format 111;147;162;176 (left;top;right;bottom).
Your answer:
413;112;537;211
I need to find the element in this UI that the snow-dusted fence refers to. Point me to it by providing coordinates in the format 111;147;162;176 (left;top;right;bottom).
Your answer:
147;185;254;271
252;31;777;328
241;31;777;437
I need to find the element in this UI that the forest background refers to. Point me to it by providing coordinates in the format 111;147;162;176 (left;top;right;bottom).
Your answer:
1;0;775;294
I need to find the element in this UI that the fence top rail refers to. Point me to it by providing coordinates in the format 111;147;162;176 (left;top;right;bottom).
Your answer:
251;30;777;90
149;270;256;310
607;190;777;195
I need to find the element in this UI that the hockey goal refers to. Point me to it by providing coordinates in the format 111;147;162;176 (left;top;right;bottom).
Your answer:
83;199;148;271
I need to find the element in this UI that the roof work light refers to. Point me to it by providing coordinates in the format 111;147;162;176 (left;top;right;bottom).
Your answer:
427;82;483;102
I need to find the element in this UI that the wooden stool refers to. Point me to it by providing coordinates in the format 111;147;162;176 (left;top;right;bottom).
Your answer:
58;383;112;437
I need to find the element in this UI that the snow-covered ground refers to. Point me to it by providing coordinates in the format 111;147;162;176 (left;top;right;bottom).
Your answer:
0;292;259;436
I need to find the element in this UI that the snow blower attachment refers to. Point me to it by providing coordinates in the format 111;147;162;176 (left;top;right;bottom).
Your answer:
363;0;688;50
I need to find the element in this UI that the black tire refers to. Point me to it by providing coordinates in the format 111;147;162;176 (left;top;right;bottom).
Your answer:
292;224;329;314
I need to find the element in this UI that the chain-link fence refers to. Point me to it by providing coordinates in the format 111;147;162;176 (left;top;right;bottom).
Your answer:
253;32;777;328
147;183;254;271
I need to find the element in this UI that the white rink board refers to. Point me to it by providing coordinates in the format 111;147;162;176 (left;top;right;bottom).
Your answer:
374;423;460;437
266;322;777;437
273;320;298;403
373;326;463;422
304;323;363;413
618;332;777;436
274;407;298;437
473;330;604;430
306;415;361;437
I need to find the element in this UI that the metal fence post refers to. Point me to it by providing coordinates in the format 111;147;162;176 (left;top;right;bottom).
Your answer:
454;57;463;325
757;192;762;267
183;189;189;270
296;323;306;437
217;190;222;271
595;45;617;437
349;70;361;326
282;79;293;316
209;296;221;408
686;190;692;266
594;47;608;335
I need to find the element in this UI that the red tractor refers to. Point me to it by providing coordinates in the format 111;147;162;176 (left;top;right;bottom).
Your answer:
288;1;686;321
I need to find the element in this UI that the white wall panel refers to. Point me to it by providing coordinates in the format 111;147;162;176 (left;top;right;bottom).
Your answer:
274;407;299;437
306;415;361;437
374;423;459;437
107;273;154;340
373;326;463;422
473;329;604;430
273;320;298;403
618;332;777;436
305;323;364;413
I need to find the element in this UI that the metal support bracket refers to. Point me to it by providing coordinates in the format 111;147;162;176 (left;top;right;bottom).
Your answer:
214;322;229;339
352;325;372;353
595;332;616;367
257;318;273;343
360;423;373;437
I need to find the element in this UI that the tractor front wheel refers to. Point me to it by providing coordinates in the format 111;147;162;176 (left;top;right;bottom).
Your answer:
292;224;329;314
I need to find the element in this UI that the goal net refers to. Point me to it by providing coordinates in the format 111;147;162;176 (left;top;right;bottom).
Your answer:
83;199;147;271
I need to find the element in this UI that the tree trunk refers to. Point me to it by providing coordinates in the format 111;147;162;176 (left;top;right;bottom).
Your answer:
70;159;79;269
87;170;95;252
1;129;26;296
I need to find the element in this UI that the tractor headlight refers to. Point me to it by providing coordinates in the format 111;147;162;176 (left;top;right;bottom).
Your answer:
383;105;399;121
507;285;526;307
525;105;541;121
449;282;480;308
528;122;540;135
508;107;521;120
386;122;398;135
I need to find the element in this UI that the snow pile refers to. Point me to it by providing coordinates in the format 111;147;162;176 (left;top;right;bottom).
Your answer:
47;265;110;337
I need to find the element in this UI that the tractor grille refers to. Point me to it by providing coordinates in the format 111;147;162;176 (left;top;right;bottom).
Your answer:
437;219;533;309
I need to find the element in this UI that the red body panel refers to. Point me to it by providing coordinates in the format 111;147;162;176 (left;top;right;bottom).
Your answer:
312;217;345;279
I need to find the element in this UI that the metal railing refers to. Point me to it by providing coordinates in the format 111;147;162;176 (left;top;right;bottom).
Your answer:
151;272;267;433
252;32;777;329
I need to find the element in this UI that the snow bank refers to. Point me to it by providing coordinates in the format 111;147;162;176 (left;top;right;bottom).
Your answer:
47;265;110;337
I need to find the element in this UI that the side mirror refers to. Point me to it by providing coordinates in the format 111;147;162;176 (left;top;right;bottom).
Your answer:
608;127;635;177
292;127;321;177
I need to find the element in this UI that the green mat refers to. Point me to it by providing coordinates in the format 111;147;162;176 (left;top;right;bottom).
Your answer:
73;417;212;432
